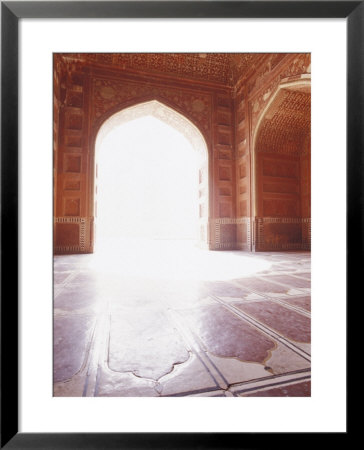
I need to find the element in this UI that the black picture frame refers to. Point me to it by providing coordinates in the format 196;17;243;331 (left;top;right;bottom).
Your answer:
1;1;356;448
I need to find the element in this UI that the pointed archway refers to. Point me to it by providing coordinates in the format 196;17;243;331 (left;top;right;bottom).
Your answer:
252;78;311;251
92;100;210;251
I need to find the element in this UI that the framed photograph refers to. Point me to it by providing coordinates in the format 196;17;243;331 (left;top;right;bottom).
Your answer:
2;1;356;448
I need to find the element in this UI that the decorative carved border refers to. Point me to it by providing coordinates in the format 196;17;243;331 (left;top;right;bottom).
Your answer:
255;217;311;251
54;217;92;253
210;217;251;250
210;218;233;249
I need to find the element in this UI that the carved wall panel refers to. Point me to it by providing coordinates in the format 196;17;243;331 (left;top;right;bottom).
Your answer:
262;198;299;217
219;202;232;218
64;198;81;217
219;166;232;182
54;59;93;252
53;57;64;244
64;177;81;191
234;82;251;250
211;92;236;248
300;139;311;218
256;218;304;251
239;200;247;217
257;154;301;218
219;187;232;196
252;69;311;251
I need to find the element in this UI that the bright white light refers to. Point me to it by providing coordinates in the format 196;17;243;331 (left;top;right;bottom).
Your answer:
93;113;271;280
89;238;271;281
96;115;199;247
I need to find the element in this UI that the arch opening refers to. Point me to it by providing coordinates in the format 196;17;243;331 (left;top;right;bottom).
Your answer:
93;100;210;254
252;79;311;251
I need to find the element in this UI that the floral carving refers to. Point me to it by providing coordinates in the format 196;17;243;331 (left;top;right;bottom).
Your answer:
92;77;212;136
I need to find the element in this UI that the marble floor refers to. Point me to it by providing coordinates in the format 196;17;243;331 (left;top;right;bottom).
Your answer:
53;240;311;397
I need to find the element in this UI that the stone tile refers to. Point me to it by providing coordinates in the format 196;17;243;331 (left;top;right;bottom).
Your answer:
53;249;311;397
53;314;95;382
199;281;251;298
53;263;79;272
71;271;104;288
297;343;311;355
218;293;266;303
207;354;268;385
54;254;94;265
108;310;190;380
264;343;311;374
96;368;158;397
267;274;311;289
268;264;296;272
54;286;101;312
54;272;73;285
235;300;311;343
53;373;86;397
181;304;276;364
242;381;311;397
281;296;311;312
234;277;292;295
292;272;311;279
186;390;228;397
159;353;217;396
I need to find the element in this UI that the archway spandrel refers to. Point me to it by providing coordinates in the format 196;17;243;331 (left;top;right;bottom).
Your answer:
91;77;212;141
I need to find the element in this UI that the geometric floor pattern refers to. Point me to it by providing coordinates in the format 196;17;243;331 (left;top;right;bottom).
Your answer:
54;241;311;397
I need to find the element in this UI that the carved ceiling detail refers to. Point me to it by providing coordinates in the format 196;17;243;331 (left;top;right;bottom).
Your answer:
256;89;311;155
250;54;311;129
62;53;268;87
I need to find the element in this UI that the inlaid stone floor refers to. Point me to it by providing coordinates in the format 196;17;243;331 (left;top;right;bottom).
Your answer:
53;240;311;397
